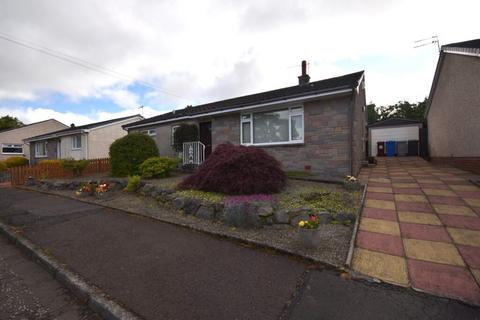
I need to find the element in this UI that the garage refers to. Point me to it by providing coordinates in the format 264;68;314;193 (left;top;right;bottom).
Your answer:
368;118;423;157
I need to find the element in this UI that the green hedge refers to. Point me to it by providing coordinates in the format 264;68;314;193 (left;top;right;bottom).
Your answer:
109;133;159;177
4;156;28;168
0;161;7;172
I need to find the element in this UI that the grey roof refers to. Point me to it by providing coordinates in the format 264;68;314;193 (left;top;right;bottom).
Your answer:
443;39;480;50
24;115;142;141
0;119;67;134
124;71;364;129
368;118;422;128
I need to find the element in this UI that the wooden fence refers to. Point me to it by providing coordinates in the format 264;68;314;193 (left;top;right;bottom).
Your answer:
10;158;110;186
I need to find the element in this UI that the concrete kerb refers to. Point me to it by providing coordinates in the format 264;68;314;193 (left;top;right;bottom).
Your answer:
344;182;367;268
0;221;143;320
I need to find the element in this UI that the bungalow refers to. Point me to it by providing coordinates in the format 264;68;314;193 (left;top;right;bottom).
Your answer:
124;62;367;180
425;39;480;174
0;119;68;162
24;115;143;164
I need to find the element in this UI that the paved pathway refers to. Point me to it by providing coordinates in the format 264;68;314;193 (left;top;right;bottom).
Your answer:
353;157;480;305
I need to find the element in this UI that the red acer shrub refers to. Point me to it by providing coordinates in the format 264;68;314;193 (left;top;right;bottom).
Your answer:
178;143;286;195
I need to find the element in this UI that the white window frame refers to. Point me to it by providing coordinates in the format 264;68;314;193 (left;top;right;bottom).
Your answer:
1;143;23;155
171;125;180;145
72;135;82;150
141;129;157;137
240;106;304;146
35;142;47;158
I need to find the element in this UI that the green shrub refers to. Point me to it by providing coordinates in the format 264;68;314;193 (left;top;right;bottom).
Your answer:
139;157;179;179
173;123;199;152
4;156;29;168
61;158;90;176
109;133;159;177
39;159;62;166
0;161;7;172
125;175;141;192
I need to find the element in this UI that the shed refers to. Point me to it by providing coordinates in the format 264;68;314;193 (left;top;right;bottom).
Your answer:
368;118;423;157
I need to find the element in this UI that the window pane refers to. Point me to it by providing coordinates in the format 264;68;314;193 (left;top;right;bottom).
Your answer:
253;109;289;143
2;144;23;154
242;122;251;144
291;115;303;141
241;114;251;121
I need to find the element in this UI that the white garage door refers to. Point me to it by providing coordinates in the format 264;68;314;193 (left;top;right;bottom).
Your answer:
370;125;420;156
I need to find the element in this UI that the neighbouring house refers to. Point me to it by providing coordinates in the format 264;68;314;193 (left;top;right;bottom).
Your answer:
368;118;424;157
425;39;480;174
0;119;68;162
124;62;366;180
24;115;143;164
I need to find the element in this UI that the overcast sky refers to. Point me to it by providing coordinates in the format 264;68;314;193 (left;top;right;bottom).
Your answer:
0;0;478;125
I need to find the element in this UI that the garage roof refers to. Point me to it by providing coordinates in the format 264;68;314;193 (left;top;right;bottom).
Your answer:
368;118;422;128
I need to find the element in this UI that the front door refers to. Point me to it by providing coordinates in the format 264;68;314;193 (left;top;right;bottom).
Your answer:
199;121;212;158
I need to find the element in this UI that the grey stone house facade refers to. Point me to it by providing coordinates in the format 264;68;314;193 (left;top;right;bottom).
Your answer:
425;39;480;174
124;64;366;180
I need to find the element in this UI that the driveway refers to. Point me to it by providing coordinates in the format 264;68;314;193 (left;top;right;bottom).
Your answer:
0;187;479;319
354;157;480;305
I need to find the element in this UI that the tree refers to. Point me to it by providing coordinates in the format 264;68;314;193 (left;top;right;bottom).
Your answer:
0;116;23;131
173;123;199;152
367;103;380;124
368;98;428;124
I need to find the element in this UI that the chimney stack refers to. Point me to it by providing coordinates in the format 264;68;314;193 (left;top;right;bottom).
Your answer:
298;60;310;86
70;123;75;128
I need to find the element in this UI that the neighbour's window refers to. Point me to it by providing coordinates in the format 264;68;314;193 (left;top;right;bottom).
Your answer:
72;135;82;149
1;143;23;154
35;142;47;157
171;125;179;145
141;129;156;137
240;106;304;145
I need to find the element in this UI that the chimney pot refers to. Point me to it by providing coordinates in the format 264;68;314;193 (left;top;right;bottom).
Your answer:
298;60;310;86
70;123;75;128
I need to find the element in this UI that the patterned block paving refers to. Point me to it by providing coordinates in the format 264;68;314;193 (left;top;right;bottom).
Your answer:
457;245;480;269
427;195;467;206
356;230;404;256
367;187;393;193
422;188;457;197
353;157;480;304
396;202;434;213
359;217;400;236
400;222;452;243
450;185;479;192
366;192;394;201
365;199;396;210
352;248;409;286
439;215;480;230
403;239;465;266
408;259;480;303
398;211;442;226
448;228;480;247
464;198;480;208
433;204;477;217
362;207;397;221
394;194;428;202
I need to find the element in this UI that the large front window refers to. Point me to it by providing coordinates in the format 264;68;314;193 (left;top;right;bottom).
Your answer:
35;142;47;157
1;143;23;154
241;106;304;145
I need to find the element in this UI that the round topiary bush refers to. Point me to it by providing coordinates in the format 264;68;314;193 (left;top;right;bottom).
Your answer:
109;133;159;177
178;143;286;195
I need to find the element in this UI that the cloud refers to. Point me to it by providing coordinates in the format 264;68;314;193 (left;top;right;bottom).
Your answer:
0;0;479;123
